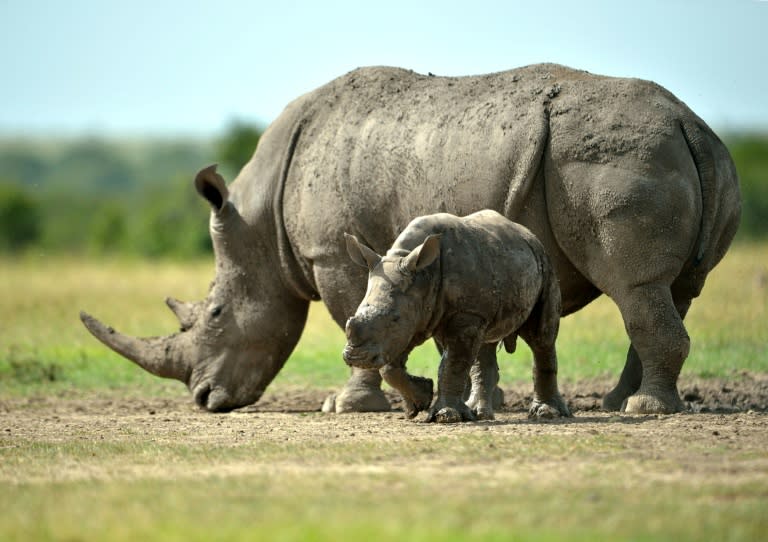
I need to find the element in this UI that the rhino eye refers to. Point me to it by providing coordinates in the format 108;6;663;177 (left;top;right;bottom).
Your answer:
210;306;223;318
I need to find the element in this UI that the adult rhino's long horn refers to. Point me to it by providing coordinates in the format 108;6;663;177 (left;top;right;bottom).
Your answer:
79;311;190;382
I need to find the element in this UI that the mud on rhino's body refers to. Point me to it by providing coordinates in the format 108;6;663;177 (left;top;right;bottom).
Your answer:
81;63;740;414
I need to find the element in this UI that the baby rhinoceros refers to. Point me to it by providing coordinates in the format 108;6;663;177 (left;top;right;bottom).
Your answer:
343;210;571;423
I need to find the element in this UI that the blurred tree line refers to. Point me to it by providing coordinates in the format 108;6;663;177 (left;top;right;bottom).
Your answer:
0;121;261;258
0;126;765;258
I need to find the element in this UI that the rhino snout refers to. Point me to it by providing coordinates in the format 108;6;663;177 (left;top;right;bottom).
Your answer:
342;342;385;370
192;382;262;412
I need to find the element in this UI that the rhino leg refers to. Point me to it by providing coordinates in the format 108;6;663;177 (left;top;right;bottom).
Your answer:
520;336;571;420
322;367;391;413
465;344;501;420
515;263;571;419
379;365;433;419
602;345;643;411
613;283;689;414
605;295;693;411
426;316;483;423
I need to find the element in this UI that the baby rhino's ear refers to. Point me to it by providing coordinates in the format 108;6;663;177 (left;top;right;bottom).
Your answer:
345;233;382;270
403;234;441;273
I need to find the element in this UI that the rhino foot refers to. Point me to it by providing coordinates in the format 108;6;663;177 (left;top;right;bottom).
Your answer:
528;394;572;420
493;387;505;410
434;407;463;423
622;388;685;414
465;386;504;421
470;405;495;421
426;399;477;423
603;381;640;411
402;375;434;419
321;388;391;414
465;396;495;420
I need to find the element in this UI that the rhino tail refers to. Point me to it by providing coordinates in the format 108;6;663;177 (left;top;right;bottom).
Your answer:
502;109;550;219
679;119;740;267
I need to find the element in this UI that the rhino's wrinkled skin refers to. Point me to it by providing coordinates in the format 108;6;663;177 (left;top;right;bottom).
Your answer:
81;64;740;414
344;211;571;422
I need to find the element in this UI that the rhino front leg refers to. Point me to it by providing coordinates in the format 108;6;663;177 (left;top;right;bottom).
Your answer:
379;364;433;419
465;344;501;420
321;367;392;413
426;316;483;423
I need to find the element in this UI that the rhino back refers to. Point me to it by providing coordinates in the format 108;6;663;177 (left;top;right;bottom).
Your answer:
275;64;710;317
283;65;557;261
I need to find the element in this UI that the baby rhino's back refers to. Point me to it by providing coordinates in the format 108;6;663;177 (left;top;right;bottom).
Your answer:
436;210;547;340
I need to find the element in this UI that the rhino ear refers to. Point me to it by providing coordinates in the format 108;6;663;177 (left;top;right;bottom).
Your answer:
345;233;381;270
403;234;441;273
195;164;229;212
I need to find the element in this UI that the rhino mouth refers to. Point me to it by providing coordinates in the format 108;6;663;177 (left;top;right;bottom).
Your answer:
192;382;264;412
342;343;386;370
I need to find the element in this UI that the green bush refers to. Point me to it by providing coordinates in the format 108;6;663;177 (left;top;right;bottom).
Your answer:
88;203;128;254
0;182;41;251
127;175;211;258
217;120;262;177
726;134;768;239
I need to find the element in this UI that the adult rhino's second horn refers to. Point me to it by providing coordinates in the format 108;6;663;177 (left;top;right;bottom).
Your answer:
79;311;191;382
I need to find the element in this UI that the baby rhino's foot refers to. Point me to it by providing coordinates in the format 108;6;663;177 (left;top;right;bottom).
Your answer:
426;400;477;423
528;394;572;420
465;396;496;421
402;375;434;419
471;405;495;421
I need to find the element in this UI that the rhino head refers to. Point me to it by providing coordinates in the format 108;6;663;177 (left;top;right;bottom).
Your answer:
80;165;309;412
342;233;441;370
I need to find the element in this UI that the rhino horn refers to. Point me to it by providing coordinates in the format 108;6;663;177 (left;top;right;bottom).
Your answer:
165;297;199;331
79;311;190;382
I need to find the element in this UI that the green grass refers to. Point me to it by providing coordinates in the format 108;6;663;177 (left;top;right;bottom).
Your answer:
2;243;766;395
3;474;765;542
2;423;766;542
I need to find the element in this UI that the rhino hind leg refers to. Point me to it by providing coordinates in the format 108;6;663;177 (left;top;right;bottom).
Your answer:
522;338;571;420
613;283;691;414
605;292;694;413
602;345;643;411
322;367;391;413
517;271;571;419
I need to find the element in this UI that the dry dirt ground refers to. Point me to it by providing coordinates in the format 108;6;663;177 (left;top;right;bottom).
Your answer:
2;373;767;486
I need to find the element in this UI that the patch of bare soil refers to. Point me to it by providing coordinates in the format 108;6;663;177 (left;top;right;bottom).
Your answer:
2;372;767;486
251;372;768;414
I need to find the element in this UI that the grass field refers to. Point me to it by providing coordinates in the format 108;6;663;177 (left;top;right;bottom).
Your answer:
1;243;767;541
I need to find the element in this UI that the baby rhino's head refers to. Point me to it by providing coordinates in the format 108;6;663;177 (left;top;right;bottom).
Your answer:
342;233;441;370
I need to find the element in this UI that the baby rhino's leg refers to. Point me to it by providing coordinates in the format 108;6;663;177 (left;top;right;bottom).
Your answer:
519;273;571;419
465;344;500;420
427;314;484;423
379;364;433;419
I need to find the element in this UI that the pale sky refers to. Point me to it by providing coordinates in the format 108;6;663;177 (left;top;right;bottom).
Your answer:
2;0;766;136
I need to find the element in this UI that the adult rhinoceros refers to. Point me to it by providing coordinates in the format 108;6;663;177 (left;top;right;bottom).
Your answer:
80;63;740;414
